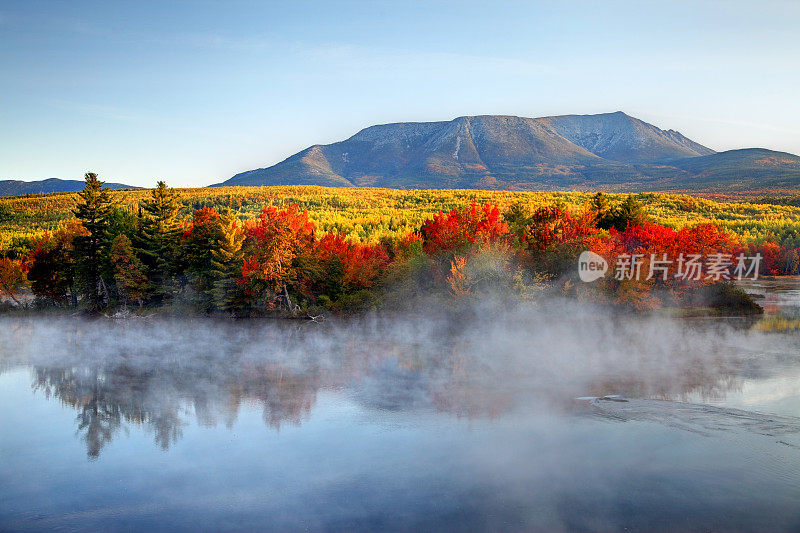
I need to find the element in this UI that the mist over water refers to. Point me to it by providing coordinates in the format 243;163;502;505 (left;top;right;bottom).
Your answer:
2;296;800;531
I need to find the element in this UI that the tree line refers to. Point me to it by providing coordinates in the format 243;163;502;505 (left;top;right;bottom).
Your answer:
1;173;797;315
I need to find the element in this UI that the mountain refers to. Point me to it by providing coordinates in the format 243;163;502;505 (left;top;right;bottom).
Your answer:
216;112;800;192
0;178;137;197
539;111;715;163
221;115;603;190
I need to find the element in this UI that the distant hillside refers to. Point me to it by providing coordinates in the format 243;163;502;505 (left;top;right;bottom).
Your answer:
666;149;800;189
216;112;799;192
0;178;137;197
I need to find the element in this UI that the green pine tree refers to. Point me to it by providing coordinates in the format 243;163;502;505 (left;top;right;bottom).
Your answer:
612;195;648;230
73;172;113;311
594;194;649;231
139;181;182;301
209;209;245;312
590;192;610;214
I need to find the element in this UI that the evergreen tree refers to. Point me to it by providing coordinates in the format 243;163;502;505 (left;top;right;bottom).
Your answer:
594;194;649;231
209;209;245;312
590;192;611;217
73;172;113;311
183;207;224;311
140;181;181;301
105;206;139;241
612;195;648;230
785;248;800;275
101;206;141;297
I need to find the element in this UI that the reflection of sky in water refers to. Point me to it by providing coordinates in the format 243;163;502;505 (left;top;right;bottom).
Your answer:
1;295;800;531
686;359;800;415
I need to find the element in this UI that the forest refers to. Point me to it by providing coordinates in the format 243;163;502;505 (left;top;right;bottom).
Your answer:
1;173;799;316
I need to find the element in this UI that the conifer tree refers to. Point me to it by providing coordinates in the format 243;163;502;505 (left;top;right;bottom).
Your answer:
614;195;648;229
594;194;649;231
183;207;224;311
73;172;113;310
140;181;181;301
590;192;610;214
209;209;245;312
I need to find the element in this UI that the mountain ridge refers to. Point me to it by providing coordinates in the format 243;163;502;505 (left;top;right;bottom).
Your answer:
0;178;138;197
217;111;796;192
538;111;715;162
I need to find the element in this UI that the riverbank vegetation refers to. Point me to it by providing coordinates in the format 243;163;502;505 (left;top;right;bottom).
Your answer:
2;174;798;316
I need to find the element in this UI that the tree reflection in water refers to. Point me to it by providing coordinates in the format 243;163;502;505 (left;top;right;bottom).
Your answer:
0;311;778;459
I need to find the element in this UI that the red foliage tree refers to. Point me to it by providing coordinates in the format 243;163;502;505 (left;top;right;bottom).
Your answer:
582;222;740;309
521;206;598;252
735;240;783;276
240;204;316;310
421;204;508;255
315;234;389;291
612;222;732;257
182;207;221;240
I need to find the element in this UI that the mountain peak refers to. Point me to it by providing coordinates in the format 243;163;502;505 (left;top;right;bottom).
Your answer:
214;112;796;192
537;112;714;163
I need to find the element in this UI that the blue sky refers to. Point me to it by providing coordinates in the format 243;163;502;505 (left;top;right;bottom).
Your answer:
1;0;798;187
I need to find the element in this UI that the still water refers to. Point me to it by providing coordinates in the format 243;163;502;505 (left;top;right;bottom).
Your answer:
1;291;800;532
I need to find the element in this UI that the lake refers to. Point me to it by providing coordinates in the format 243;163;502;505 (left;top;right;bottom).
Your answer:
2;289;800;531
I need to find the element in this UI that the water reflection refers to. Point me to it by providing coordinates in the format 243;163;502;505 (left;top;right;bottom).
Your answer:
33;366;186;457
1;303;791;459
740;278;800;318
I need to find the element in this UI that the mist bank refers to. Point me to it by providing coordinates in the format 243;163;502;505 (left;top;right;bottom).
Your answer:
1;296;794;458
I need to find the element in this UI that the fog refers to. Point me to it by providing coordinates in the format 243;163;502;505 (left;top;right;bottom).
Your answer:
3;297;800;531
0;298;792;447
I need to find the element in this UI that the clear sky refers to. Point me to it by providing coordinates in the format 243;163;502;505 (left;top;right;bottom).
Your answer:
1;0;798;188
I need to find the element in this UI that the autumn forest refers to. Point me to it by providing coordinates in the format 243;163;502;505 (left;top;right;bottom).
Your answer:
1;173;798;316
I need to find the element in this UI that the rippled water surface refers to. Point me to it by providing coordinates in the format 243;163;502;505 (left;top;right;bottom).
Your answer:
2;289;800;532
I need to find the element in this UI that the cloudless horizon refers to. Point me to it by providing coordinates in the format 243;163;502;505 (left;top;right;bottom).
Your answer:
1;0;799;188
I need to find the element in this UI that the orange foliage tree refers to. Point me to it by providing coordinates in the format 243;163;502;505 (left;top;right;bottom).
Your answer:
181;207;225;301
0;257;28;306
520;205;598;252
240;204;316;311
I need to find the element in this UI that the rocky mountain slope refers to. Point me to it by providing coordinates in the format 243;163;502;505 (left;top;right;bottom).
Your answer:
213;111;799;192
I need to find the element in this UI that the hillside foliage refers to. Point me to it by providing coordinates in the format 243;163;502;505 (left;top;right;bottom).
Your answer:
0;180;797;316
3;186;800;250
